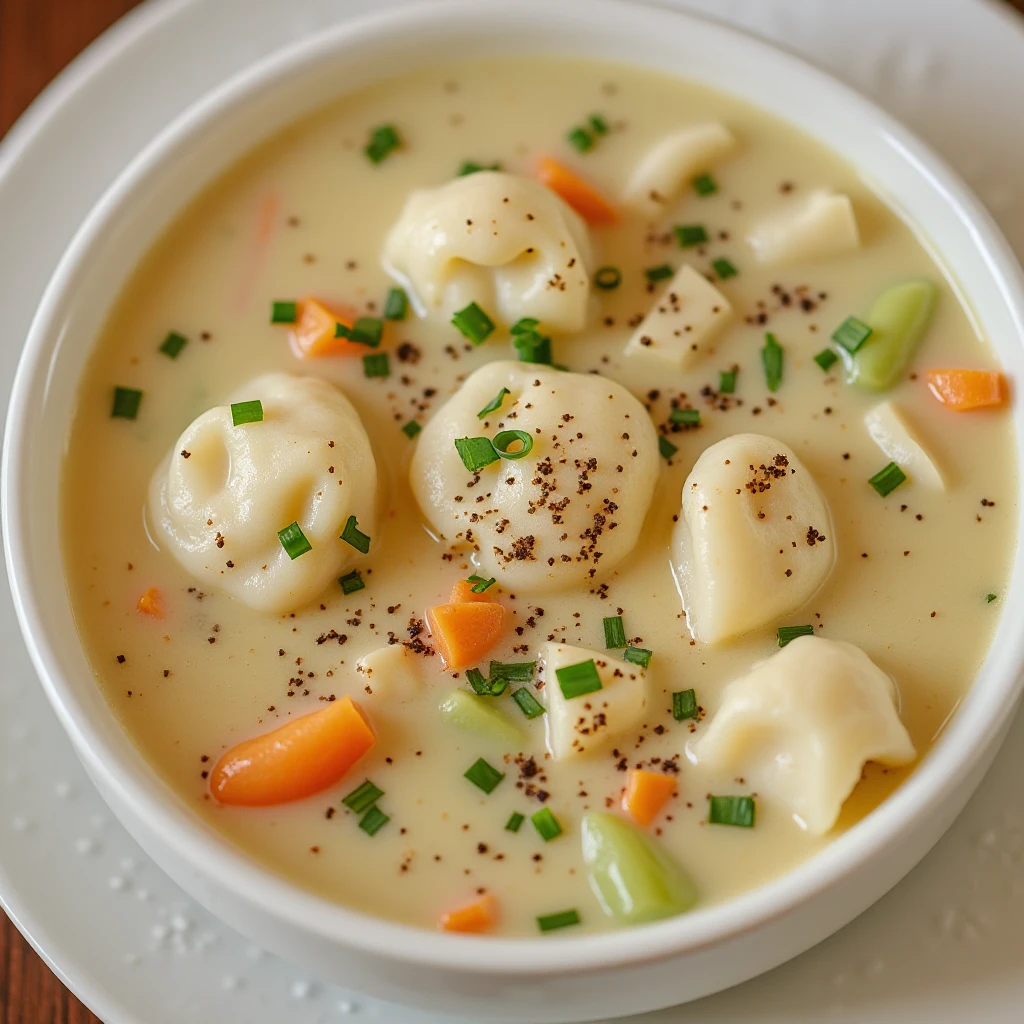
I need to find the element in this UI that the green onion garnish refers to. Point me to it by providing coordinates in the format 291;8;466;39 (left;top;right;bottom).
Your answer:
111;387;142;420
762;332;783;393
383;288;408;321
645;264;674;283
603;615;626;649
451;302;495;345
342;779;383;814
777;624;813;647
492;429;534;461
712;257;738;280
868;461;907;497
670;408;701;426
278;522;312;560
719;368;737;393
513;330;552;365
623;646;651;668
673;689;698;721
594;266;622;291
464;757;505;794
270;301;297;324
567;126;594;153
511;687;545;719
987;592;998;603
469;574;496;594
477;388;510;419
675;224;708;248
832;316;873;353
457;160;501;176
487;676;511;697
454;436;500;472
693;174;717;196
230;400;263;426
490;661;536;683
358;805;390;836
510;318;540;335
466;668;492;695
362;353;390;378
556;659;602;699
537;909;580;932
336;317;383;347
338;570;365;595
659;436;678;460
402;420;421;439
506;812;525;832
708;795;755;828
340;515;371;554
531;807;563;842
159;331;187;359
365;124;401;164
814;348;838;372
589;114;609;136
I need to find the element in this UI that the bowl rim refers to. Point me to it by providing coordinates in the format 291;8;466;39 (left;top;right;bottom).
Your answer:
5;0;1024;977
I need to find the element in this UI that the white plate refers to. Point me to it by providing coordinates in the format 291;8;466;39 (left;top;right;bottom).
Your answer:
1;0;1023;1021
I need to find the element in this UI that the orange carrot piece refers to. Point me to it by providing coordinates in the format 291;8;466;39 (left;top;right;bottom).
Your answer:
622;769;676;827
925;368;1006;411
536;156;618;225
449;579;498;604
137;587;163;617
427;601;506;671
210;695;375;807
440;893;497;933
288;298;363;358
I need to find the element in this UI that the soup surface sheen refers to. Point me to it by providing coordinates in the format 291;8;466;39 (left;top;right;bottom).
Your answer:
62;57;1015;937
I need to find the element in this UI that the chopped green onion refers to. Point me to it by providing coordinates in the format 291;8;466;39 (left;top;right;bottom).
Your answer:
712;257;738;280
365;124;400;164
401;420;421;439
556;659;602;699
645;264;674;283
358;805;390;836
506;811;526;832
594;266;622;290
362;353;390;378
623;646;652;668
457;160;501;176
670;407;701;426
537;909;580;932
510;318;540;335
672;689;697;721
709;795;755;828
111;387;142;420
340;515;371;554
567;126;593;152
486;676;511;698
814;348;839;372
511;687;545;719
589;114;609;135
342;779;383;814
464;757;505;794
454;436;500;472
278;522;312;560
987;593;998;603
513;330;552;365
719;368;737;393
777;624;814;647
468;574;496;594
603;615;627;649
451;302;495;345
762;332;783;393
832;315;873;353
868;461;907;497
466;668;492;696
675;224;708;248
338;570;365;595
532;807;564;842
490;660;536;682
336;316;383;347
492;429;534;461
383;288;408;321
230;400;264;426
159;331;187;359
693;174;717;196
658;436;678;460
270;300;297;324
477;388;510;419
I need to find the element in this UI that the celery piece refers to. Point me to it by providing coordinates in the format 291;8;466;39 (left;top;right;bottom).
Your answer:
438;690;522;746
581;812;698;924
847;280;937;390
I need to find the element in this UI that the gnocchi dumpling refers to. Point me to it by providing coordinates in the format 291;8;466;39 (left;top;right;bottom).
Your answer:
691;636;916;833
539;642;647;760
746;189;859;267
410;361;659;592
864;400;944;491
671;434;835;644
383;171;593;332
149;374;377;614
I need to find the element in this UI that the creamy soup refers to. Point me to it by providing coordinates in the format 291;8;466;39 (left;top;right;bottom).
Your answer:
61;57;1015;938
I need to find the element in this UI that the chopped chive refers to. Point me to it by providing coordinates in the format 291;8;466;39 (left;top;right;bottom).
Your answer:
510;318;540;335
675;224;708;248
672;688;698;721
466;667;492;695
478;388;510;419
513;329;552;365
659;436;678;460
762;332;783;393
362;353;390;378
492;429;534;461
645;264;674;283
511;687;545;719
709;795;755;828
464;757;505;794
712;257;738;280
270;300;297;324
594;266;621;290
693;173;717;196
670;407;701;426
457;160;501;176
567;126;593;153
342;779;383;814
531;807;563;842
111;387;143;420
230;399;264;426
537;909;580;932
338;570;365;595
603;615;627;649
832;315;873;353
777;624;814;647
340;515;371;554
486;676;511;698
556;659;602;699
987;593;998;603
159;331;187;359
383;288;408;321
468;574;496;593
814;348;839;372
588;113;609;136
278;522;312;560
358;805;390;836
719;368;737;393
505;811;526;832
454;436;500;472
365;124;400;164
490;660;536;682
868;461;907;497
401;419;421;439
336;316;383;347
451;302;495;345
623;646;652;668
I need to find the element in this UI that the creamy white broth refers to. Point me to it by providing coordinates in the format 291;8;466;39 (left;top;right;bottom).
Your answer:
61;57;1015;937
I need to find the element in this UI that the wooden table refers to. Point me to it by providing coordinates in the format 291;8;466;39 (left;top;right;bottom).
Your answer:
2;0;1024;1019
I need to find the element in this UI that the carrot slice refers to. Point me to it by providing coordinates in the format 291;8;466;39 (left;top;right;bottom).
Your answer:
288;298;362;358
536;156;618;225
440;893;497;933
137;587;163;617
449;579;498;604
925;368;1006;411
210;695;375;806
622;769;676;827
427;601;506;670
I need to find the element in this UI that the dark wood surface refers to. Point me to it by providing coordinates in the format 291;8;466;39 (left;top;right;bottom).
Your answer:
2;0;1024;1020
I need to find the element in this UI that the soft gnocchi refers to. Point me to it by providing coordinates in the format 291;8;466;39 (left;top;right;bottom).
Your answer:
746;189;860;266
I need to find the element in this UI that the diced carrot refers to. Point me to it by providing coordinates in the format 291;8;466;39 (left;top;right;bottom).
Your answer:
137;587;163;617
440;893;497;933
536;156;618;225
622;769;676;828
925;368;1006;411
427;601;506;671
210;695;375;807
449;579;498;604
288;298;363;358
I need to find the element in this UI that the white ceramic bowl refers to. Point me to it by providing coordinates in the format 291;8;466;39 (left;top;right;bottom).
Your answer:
5;1;1024;1020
